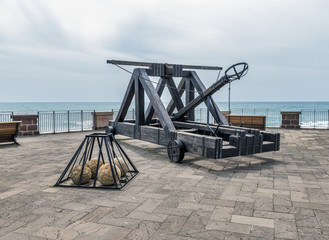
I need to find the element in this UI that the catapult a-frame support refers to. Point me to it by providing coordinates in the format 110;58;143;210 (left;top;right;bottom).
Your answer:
115;68;177;134
112;61;228;136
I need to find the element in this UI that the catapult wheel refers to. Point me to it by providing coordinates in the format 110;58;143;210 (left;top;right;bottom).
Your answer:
105;126;115;135
167;140;185;163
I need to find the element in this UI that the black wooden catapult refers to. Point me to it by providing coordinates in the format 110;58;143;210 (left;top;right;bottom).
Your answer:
107;60;280;162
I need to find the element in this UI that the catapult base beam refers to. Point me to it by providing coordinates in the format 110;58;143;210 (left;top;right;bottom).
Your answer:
109;120;280;159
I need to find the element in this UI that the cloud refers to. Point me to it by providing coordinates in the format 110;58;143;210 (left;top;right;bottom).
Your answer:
0;0;328;102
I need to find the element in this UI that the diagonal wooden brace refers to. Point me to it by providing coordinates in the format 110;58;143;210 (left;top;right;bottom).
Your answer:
137;69;176;133
173;74;229;121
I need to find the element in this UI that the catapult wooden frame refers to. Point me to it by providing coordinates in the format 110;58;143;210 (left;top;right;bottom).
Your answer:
107;60;280;162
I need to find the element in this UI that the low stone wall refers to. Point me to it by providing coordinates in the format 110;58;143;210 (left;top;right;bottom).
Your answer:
281;111;301;129
92;111;114;130
12;115;39;136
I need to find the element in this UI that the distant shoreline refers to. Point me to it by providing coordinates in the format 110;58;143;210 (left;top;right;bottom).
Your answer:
1;101;329;114
1;101;329;103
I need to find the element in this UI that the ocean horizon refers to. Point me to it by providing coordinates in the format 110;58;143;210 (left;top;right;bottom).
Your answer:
1;101;329;114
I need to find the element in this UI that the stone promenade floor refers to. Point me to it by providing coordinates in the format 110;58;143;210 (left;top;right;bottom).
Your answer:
1;129;329;239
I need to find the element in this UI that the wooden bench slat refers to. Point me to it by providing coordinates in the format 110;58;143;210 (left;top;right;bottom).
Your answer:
230;120;265;125
0;124;18;128
0;121;21;125
0;126;17;129
0;130;17;135
0;138;17;143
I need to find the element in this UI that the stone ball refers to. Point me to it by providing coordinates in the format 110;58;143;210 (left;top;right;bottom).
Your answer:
70;165;92;185
114;157;129;177
86;159;104;179
97;163;121;186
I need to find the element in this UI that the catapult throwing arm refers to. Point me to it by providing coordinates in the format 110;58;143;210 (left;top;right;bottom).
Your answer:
173;62;248;120
107;59;222;71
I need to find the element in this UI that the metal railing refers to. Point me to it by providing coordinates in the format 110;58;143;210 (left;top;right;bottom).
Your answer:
112;109;135;120
301;109;329;129
0;111;13;122
232;108;282;127
194;108;282;127
100;108;329;129
38;110;94;133
1;108;329;131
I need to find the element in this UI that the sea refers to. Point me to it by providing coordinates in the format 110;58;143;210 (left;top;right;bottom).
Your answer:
1;102;329;129
1;101;329;114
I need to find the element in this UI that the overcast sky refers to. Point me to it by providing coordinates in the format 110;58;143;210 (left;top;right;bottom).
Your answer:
0;0;328;102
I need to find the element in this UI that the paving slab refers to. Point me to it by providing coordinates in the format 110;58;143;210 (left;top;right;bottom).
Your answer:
1;129;329;239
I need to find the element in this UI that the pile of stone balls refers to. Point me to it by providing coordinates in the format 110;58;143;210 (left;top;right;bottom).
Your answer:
70;158;128;185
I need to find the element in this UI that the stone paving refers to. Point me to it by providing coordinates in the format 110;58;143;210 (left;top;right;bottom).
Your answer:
1;129;329;239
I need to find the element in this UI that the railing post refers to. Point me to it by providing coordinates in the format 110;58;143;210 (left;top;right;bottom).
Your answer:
37;111;39;132
81;110;84;131
68;111;70;132
93;110;96;130
53;111;55;134
328;110;329;129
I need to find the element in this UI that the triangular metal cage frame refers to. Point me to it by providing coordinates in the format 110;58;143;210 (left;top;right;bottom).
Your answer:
55;133;139;190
